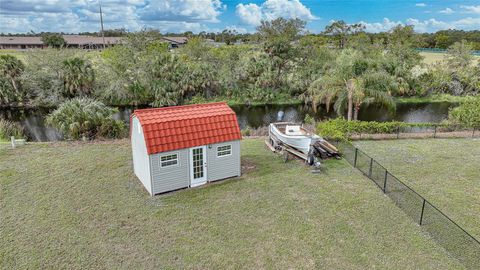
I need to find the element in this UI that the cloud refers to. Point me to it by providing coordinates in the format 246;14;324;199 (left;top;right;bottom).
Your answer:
139;0;224;23
439;8;454;14
360;18;402;32
406;17;480;32
236;3;263;26
358;17;480;33
461;5;480;14
415;3;426;7
236;0;317;26
0;0;226;33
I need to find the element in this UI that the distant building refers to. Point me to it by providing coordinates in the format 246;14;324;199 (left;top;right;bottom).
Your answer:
0;35;122;50
0;36;45;50
0;35;188;50
161;36;188;48
63;35;122;49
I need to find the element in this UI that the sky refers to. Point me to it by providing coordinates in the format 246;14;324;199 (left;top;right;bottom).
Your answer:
0;0;479;34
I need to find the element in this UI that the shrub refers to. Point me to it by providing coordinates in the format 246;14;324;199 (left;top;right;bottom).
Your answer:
46;98;126;140
317;118;442;141
241;127;251;137
0;119;24;141
448;97;480;128
304;114;315;125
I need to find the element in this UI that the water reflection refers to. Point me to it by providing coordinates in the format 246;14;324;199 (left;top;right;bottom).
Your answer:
0;102;456;141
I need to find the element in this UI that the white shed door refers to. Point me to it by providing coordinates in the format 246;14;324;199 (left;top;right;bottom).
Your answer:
190;146;207;187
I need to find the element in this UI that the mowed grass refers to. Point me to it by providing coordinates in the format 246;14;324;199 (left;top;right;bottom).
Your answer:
0;139;464;269
355;138;480;239
420;52;480;65
0;50;27;62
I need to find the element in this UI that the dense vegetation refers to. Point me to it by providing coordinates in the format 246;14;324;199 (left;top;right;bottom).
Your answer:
46;98;126;140
3;26;480;50
448;97;480;129
1;20;479;113
1;19;479;140
0;119;24;141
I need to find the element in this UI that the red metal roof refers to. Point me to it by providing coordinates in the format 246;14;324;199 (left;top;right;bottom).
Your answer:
132;102;241;154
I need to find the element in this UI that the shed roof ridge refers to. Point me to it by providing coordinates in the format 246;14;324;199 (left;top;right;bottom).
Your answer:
133;102;228;114
141;113;236;124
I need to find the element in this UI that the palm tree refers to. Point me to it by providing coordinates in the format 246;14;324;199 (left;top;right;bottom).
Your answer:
61;58;94;98
350;71;397;120
303;49;397;120
0;54;24;95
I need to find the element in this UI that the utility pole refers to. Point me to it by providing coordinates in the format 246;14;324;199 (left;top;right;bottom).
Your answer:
99;0;105;49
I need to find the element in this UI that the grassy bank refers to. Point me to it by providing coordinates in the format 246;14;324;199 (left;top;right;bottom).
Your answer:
355;138;480;239
394;94;470;104
0;139;464;269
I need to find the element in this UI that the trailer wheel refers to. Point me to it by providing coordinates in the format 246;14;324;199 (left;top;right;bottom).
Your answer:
307;154;315;166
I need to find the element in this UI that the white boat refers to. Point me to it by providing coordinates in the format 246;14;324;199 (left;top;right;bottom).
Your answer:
269;122;321;154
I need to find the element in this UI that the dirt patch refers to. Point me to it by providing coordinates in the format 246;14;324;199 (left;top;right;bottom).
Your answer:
241;157;257;174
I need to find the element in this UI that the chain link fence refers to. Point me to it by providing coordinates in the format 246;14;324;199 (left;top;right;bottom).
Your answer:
334;140;480;269
350;125;479;140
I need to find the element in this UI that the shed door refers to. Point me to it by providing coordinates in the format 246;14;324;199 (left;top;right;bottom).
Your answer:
190;146;207;187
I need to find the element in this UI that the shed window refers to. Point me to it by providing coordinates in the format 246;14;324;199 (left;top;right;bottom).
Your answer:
160;154;178;167
217;145;232;157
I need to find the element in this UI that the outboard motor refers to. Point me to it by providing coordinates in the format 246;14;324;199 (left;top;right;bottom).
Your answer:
277;110;285;121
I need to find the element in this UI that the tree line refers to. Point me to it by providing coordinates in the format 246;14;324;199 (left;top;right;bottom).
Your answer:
3;23;480;49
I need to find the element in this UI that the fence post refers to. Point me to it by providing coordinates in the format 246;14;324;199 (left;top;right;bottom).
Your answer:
396;126;400;139
368;157;373;178
353;148;358;168
433;125;437;138
383;170;388;193
11;136;16;149
419;199;426;225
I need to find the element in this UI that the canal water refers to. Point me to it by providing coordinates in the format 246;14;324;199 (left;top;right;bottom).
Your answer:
0;102;455;141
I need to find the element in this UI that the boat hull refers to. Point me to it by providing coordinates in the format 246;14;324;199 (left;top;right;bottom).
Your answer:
269;123;318;154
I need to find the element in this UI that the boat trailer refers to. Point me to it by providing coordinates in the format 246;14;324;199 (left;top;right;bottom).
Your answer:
265;129;341;171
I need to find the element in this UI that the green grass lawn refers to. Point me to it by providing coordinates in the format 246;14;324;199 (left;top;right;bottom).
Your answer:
355;138;480;240
0;139;464;269
420;52;480;65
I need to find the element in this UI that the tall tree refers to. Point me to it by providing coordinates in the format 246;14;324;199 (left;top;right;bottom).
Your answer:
303;49;396;120
389;25;417;47
61;58;95;98
257;18;306;41
324;20;365;49
0;54;24;94
256;18;306;90
41;33;66;48
446;40;474;69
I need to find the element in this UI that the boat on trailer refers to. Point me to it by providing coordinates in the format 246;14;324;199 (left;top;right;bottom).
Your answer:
269;122;320;154
268;122;340;163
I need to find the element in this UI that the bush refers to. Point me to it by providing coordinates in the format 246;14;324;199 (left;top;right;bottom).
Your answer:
304;114;315;125
241;127;251;137
448;97;480;128
46;98;126;140
317;118;441;141
0;119;24;141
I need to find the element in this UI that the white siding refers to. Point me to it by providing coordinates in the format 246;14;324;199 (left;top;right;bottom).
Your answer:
131;116;152;195
150;148;190;194
207;140;241;182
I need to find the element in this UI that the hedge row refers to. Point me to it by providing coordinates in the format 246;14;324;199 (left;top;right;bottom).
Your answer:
316;118;471;141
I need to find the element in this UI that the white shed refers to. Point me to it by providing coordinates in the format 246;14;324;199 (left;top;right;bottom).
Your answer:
130;102;242;195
